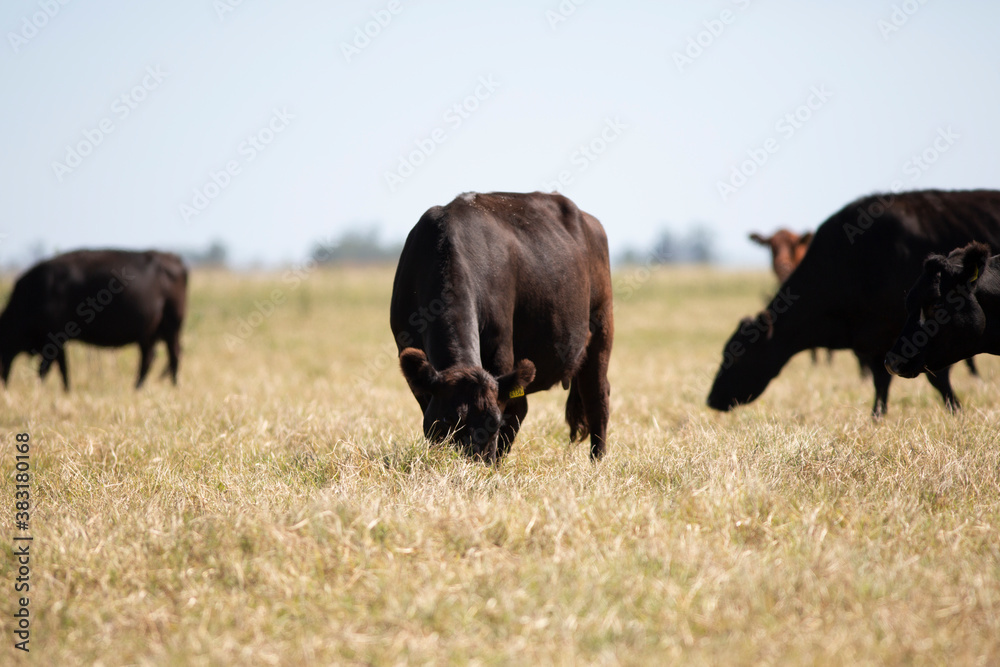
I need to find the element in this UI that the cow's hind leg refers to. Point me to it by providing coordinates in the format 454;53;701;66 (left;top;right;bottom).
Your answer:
136;341;156;389
56;348;69;391
869;358;892;419
574;313;612;461
40;349;70;391
157;305;184;385
565;378;588;446
965;357;979;378
496;397;528;462
165;330;181;385
925;365;960;412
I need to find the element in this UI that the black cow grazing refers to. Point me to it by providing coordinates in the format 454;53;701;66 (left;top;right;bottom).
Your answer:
390;191;614;464
708;189;1000;417
0;250;188;390
749;228;835;366
886;242;998;378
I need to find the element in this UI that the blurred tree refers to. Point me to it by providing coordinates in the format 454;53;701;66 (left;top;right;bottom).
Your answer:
616;224;715;265
180;239;229;268
310;228;402;264
683;224;714;263
650;230;676;265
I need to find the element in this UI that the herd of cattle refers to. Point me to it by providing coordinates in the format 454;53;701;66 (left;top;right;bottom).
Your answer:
2;188;999;463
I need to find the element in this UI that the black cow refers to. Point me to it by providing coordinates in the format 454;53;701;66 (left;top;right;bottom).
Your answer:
0;249;188;389
390;191;614;464
708;189;1000;417
886;242;998;378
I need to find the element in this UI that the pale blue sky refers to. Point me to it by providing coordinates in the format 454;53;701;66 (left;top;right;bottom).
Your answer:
2;0;998;266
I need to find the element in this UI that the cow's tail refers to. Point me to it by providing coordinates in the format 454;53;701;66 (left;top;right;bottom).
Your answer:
159;256;189;328
565;377;590;444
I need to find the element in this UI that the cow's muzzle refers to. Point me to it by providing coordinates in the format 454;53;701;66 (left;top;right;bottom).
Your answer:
884;356;920;379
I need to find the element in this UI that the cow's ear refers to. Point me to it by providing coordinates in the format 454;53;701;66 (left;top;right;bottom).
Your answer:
399;348;440;395
961;242;990;288
498;360;536;401
748;233;769;246
799;232;814;246
758;310;774;340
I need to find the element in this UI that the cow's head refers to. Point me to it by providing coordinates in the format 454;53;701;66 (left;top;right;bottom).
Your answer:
707;310;785;411
749;229;813;283
885;242;991;378
398;348;536;462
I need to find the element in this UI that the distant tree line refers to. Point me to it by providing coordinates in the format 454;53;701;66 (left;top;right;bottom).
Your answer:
178;240;229;268
177;230;403;269
309;229;402;265
7;225;712;273
616;224;715;265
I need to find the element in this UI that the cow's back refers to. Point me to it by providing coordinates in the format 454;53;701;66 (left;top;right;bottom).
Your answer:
785;189;1000;353
4;249;188;347
391;192;611;387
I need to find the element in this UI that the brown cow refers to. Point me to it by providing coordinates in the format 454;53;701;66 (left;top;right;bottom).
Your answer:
390;191;614;464
749;229;813;283
0;249;188;389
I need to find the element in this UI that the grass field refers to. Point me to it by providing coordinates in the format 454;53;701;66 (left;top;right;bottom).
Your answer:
1;265;999;665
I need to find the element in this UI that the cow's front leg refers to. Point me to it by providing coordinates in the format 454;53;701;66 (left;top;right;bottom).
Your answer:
496;397;528;462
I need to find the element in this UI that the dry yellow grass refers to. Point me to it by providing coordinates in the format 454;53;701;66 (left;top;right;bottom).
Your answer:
1;265;998;665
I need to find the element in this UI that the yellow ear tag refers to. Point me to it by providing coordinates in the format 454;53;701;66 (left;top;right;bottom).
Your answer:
971;266;979;283
508;386;525;399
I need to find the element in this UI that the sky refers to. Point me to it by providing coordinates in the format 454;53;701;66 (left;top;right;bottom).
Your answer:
1;0;999;267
